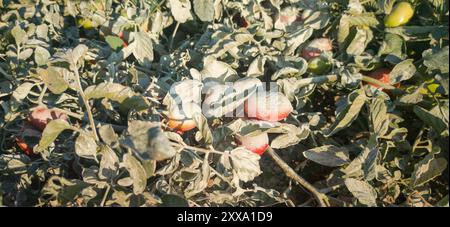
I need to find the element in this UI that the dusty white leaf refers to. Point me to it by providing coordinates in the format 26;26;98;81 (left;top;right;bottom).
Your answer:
326;89;366;137
121;121;177;161
38;67;69;94
271;124;310;149
247;56;266;77
285;27;313;55
303;145;351;167
75;132;98;160
35;120;75;153
34;46;50;66
193;0;214;22
411;154;448;188
63;44;88;69
123;153;147;194
200;59;238;82
169;0;193;23
345;178;377;207
99;146;119;181
389;59;416;84
229;148;261;182
370;96;389;137
131;32;154;67
11;25;27;45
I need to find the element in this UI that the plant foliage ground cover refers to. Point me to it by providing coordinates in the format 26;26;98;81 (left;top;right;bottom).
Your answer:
0;0;448;207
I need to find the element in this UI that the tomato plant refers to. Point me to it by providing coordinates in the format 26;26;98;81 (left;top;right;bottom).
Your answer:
0;0;448;208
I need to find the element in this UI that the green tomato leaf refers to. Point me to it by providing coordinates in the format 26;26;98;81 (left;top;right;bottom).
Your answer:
75;131;98;160
303;145;350;167
389;59;416;84
123;153;148;195
38;67;69;94
423;46;449;73
193;0;214;22
413;104;449;136
411;153;448;188
35;119;76;153
325;89;366;137
34;46;51;66
11;25;28;45
120;120;177;161
105;35;124;51
345;178;377;207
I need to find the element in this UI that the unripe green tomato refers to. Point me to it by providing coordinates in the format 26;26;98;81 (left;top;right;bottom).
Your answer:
308;56;332;75
426;83;440;94
120;9;127;18
384;2;414;28
419;79;444;96
77;18;95;29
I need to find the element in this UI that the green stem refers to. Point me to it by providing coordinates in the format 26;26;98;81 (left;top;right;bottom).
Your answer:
37;85;47;106
267;147;329;207
16;44;20;74
73;69;99;141
169;22;180;51
100;184;111;207
187;149;234;188
361;75;398;90
150;0;167;14
295;74;338;88
295;74;406;95
171;142;224;155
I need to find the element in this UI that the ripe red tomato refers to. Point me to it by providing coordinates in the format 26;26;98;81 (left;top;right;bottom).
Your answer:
244;92;293;122
167;118;196;134
15;124;42;155
117;31;128;47
15;138;33;155
301;38;333;60
166;103;200;133
236;132;269;156
366;68;401;90
28;107;68;131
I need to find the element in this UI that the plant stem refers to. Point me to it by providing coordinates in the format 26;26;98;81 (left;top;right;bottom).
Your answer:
168;141;234;188
266;146;329;207
171;141;330;205
295;74;406;95
33;106;126;132
171;142;225;155
171;142;236;187
169;22;180;51
318;183;345;194
100;184;111;207
73;68;99;141
16;44;20;70
295;74;338;88
150;0;167;14
187;150;235;188
361;75;405;93
37;85;47;106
